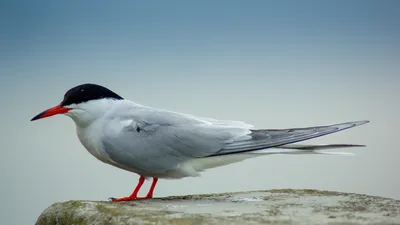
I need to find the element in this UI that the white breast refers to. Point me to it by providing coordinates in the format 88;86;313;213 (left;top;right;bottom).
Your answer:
76;123;112;164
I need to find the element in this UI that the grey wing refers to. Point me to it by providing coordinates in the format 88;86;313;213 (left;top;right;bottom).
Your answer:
276;144;366;150
101;115;368;175
101;117;249;174
211;120;369;156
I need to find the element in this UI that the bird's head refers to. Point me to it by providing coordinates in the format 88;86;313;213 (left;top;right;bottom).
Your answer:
31;83;124;126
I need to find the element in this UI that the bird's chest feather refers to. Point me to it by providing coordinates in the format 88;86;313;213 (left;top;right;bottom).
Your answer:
76;124;112;164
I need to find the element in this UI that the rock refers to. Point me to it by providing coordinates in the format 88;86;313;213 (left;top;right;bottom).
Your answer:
35;189;400;225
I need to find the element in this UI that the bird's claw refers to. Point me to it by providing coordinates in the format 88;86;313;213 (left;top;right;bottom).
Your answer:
108;196;139;202
108;196;153;202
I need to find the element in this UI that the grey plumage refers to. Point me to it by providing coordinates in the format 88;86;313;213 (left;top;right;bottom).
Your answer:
98;102;369;177
213;120;368;156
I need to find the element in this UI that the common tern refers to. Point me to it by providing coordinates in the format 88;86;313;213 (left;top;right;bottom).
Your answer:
31;83;369;201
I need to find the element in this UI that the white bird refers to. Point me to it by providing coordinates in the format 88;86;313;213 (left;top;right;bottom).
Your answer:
31;83;369;201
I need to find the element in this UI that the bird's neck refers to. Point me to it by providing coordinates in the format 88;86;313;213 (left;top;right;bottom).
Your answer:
69;99;124;128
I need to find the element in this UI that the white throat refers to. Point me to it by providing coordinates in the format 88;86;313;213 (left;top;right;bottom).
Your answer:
65;98;122;127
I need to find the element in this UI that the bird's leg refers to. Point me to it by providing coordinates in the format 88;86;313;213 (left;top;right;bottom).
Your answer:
144;177;158;199
136;177;158;200
110;176;145;202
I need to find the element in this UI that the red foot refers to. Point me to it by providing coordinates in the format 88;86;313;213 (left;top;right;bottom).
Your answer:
110;195;154;202
136;196;153;200
110;196;140;202
110;177;158;202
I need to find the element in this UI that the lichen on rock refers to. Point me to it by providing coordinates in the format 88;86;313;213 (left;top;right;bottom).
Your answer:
35;189;400;225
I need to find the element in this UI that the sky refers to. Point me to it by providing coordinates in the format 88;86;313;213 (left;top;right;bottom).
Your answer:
1;1;399;224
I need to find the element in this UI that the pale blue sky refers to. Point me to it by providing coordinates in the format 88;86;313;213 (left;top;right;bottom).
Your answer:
2;1;399;80
1;1;399;225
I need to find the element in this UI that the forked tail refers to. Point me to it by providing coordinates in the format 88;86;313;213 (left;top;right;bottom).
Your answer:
210;120;369;156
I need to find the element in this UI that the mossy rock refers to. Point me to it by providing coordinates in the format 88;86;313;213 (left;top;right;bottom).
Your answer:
35;189;400;225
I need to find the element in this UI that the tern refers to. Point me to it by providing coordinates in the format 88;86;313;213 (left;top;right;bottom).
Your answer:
31;83;369;201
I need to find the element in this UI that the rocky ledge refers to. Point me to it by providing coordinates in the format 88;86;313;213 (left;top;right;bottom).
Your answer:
36;189;400;225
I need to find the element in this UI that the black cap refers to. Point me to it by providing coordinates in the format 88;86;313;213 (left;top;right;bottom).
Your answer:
60;83;123;106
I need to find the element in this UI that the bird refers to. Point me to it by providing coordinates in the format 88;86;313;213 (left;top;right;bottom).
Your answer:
31;83;369;201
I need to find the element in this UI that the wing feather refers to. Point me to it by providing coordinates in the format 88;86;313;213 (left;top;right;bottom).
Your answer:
101;108;250;174
101;104;369;175
211;120;369;156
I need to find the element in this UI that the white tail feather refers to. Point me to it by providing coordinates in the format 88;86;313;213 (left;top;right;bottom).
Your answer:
179;144;362;177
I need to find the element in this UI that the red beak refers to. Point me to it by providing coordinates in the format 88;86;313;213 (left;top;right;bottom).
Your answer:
31;105;71;121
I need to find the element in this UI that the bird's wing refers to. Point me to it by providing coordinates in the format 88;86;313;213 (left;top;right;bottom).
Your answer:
101;107;251;174
188;115;254;129
212;120;369;156
101;106;368;174
276;144;365;150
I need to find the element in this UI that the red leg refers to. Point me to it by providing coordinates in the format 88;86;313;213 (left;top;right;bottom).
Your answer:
145;178;158;198
136;177;158;200
111;176;145;202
